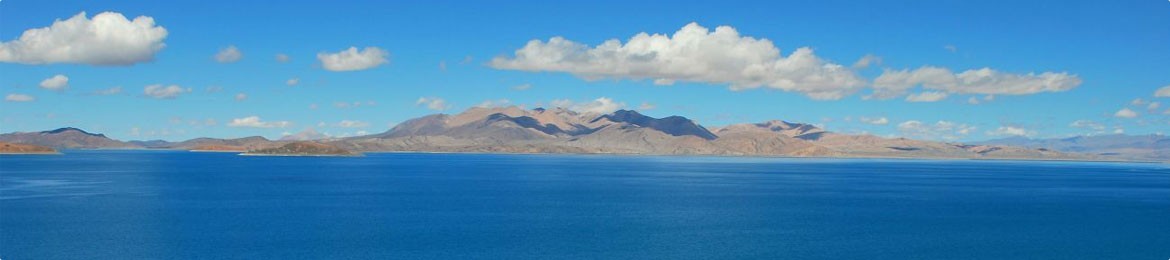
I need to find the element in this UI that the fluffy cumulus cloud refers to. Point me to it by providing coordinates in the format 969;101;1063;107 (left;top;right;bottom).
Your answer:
549;97;626;114
416;97;450;111
214;45;242;63
1114;108;1138;118
5;94;35;102
872;66;1081;99
0;12;167;65
1156;85;1170;98
859;116;889;125
337;120;370;128
896;120;975;141
39;74;69;91
905;91;948;102
490;23;866;100
317;46;388;71
143;84;190;99
987;126;1033;137
228;116;291;128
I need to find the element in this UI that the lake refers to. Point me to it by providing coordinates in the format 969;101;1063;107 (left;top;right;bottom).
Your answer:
1;151;1168;259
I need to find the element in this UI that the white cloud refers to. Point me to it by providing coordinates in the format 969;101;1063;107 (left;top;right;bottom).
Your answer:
638;102;656;110
143;84;190;99
275;53;290;63
286;78;300;86
511;83;532;91
987;126;1033;137
93;86;122;95
905;91;948;102
1148;102;1161;110
1130;98;1147;106
39;74;69;91
873;66;1081;99
1156;85;1170;97
214;45;242;63
317;46;388;71
896;120;975;140
1114;108;1138;118
549;99;574;109
416;97;449;111
475;99;512;108
234;93;247;101
852;54;882;69
5;94;35;102
966;95;995;105
0;12;167;65
338;120;369;128
859;117;889;125
228;116;291;128
556;97;625;114
1070;120;1105;132
1071;120;1104;131
490;23;866;100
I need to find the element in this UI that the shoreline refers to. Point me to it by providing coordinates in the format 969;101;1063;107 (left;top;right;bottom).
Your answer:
359;150;1168;164
16;148;1164;164
0;152;63;155
239;153;363;157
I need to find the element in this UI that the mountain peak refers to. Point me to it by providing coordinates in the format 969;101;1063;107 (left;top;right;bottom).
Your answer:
40;127;107;138
593;109;717;140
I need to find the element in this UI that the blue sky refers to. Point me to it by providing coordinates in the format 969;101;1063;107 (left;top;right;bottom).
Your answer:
1;0;1167;142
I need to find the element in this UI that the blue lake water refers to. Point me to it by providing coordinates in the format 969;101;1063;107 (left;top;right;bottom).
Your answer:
1;150;1168;259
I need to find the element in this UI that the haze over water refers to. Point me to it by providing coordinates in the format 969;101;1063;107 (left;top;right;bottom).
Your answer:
2;151;1167;259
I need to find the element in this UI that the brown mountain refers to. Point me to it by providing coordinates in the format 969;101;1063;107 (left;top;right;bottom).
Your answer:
0;127;138;149
172;136;283;150
0;108;1107;161
336;106;1087;160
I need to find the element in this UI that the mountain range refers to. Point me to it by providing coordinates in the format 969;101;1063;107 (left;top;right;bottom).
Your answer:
1;107;1163;161
977;134;1169;161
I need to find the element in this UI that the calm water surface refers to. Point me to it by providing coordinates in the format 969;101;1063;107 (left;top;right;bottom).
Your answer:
1;150;1168;259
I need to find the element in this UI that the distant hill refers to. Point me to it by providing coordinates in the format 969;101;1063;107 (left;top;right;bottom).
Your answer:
336;106;1087;160
243;142;360;156
0;141;59;154
0;108;1128;161
0;127;138;149
128;139;173;148
976;134;1169;161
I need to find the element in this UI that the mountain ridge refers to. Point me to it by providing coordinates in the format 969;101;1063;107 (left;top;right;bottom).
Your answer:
1;107;1150;161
